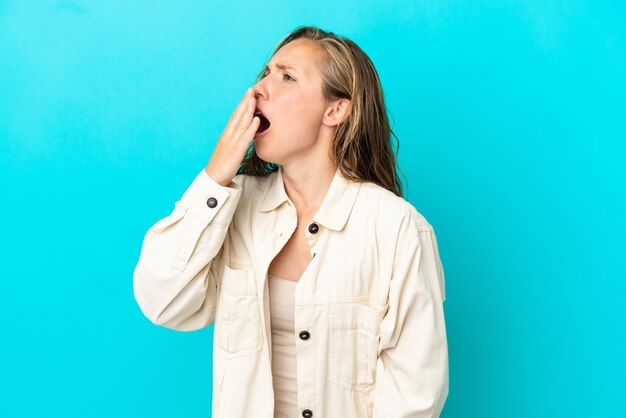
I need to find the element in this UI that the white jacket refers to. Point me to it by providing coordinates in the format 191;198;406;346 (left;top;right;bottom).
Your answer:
133;165;448;418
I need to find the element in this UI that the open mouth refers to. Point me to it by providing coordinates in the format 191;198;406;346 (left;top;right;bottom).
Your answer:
254;110;271;133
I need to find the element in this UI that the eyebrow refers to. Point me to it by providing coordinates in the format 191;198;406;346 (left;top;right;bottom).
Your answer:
264;62;299;74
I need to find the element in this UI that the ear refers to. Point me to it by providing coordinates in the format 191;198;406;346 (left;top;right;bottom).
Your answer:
323;98;352;127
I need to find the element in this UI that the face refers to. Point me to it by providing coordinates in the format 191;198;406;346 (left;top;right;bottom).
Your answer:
252;39;338;165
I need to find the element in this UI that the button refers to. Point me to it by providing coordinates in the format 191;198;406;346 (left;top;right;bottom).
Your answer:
206;197;218;208
299;331;310;340
308;223;319;234
302;409;313;417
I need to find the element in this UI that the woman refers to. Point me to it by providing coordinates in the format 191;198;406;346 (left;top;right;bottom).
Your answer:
133;25;448;418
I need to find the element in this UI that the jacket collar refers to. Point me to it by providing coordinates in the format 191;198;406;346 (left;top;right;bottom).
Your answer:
258;165;361;231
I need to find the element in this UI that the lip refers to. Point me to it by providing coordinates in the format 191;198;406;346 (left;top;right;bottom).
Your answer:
254;124;270;138
254;106;268;120
254;104;266;114
254;107;270;138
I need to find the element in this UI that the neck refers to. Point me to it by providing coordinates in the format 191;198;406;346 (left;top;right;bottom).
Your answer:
281;161;337;219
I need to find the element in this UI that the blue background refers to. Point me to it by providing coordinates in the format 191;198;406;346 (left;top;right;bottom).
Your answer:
1;1;624;417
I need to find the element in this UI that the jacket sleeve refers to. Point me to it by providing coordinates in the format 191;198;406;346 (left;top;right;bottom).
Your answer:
133;169;243;332
372;227;449;417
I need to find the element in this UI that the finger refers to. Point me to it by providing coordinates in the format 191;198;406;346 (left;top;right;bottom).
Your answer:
229;97;255;139
230;87;253;122
228;89;255;134
227;91;251;136
233;97;256;134
242;116;261;141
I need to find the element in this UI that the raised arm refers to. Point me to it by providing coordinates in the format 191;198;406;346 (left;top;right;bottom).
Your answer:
133;86;261;332
133;170;242;331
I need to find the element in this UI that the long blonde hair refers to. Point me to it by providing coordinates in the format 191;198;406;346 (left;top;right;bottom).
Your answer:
237;25;407;198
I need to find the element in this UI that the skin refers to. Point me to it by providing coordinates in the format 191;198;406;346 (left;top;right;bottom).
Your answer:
250;38;352;281
252;38;352;221
205;38;353;281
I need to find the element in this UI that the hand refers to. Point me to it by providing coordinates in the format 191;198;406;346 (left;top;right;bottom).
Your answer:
205;87;260;186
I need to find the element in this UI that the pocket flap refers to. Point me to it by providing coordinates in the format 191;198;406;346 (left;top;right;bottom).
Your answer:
220;263;257;296
330;303;388;333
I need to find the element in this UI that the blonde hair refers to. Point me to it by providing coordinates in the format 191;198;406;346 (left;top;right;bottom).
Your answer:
237;25;407;198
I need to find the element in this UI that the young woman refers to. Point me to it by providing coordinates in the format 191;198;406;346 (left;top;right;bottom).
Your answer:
134;25;448;418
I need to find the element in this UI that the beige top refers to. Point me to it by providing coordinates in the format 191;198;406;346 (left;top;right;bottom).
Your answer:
133;164;448;418
268;273;298;418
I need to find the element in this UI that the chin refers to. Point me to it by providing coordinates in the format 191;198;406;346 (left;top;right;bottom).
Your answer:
254;143;286;166
253;140;273;161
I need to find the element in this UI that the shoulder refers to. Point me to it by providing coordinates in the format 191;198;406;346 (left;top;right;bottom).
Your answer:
357;181;435;242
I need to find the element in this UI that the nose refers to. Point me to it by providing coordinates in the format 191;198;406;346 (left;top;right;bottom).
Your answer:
252;82;266;102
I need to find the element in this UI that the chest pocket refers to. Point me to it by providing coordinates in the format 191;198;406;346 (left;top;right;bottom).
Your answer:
329;302;388;393
214;262;263;358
